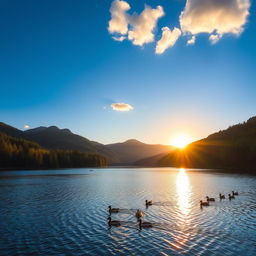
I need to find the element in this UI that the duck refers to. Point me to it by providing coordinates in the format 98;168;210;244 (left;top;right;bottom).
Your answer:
219;193;225;199
108;206;119;214
200;200;209;207
145;200;153;206
232;191;238;196
108;217;121;227
138;219;153;229
228;193;235;200
135;209;144;219
206;196;215;202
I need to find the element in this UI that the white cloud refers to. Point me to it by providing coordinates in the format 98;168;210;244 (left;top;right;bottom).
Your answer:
209;34;222;44
108;0;251;53
23;125;30;129
180;0;250;43
155;27;181;54
108;0;130;35
112;36;126;41
128;5;164;46
111;102;134;111
187;35;196;45
108;1;164;46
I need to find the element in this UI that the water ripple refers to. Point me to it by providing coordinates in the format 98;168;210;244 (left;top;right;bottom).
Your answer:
0;168;256;256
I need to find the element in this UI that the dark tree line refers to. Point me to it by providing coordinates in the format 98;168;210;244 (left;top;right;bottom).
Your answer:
158;117;256;173
0;133;107;169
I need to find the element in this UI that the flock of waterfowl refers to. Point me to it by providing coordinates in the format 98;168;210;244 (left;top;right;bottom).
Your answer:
200;191;239;207
108;191;239;229
108;200;154;230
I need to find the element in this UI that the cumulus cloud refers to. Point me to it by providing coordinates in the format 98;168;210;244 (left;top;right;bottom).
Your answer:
108;1;164;46
155;27;181;54
128;5;164;46
111;102;134;111
187;35;196;45
108;0;251;53
23;125;30;129
180;0;250;43
108;0;130;35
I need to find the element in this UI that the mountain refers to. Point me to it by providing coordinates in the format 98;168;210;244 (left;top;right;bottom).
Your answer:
0;123;171;165
106;139;172;164
0;122;25;138
0;132;107;169
158;117;256;173
24;126;120;163
0;123;119;163
134;152;168;167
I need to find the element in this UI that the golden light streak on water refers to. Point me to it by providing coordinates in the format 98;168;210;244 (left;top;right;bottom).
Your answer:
176;168;191;218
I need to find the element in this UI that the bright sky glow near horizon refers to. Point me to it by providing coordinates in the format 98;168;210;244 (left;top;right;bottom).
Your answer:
170;133;192;148
0;0;256;145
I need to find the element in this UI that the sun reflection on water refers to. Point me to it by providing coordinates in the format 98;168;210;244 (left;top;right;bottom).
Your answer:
169;168;193;250
176;168;191;218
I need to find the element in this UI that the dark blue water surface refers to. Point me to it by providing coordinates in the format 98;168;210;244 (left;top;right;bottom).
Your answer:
0;168;256;256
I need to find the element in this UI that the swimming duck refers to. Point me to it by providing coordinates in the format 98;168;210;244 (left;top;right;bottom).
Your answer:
228;194;235;200
135;209;144;219
108;217;121;227
206;196;215;202
219;193;225;199
108;206;119;214
232;191;238;196
200;200;209;207
145;200;153;206
138;219;152;229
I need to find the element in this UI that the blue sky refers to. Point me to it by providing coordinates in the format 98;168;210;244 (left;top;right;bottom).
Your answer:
0;0;255;144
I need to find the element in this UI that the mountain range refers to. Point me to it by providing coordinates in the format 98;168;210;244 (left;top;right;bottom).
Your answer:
1;116;255;172
106;139;171;164
0;122;172;165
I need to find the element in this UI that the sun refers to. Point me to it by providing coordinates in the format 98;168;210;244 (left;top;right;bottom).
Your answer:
170;133;192;149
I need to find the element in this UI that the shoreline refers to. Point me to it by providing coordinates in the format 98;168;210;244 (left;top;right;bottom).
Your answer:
1;166;255;175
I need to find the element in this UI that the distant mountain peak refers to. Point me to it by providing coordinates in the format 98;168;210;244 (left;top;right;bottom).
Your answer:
25;126;47;133
25;126;72;134
124;139;142;144
106;139;171;163
47;126;60;131
61;128;72;133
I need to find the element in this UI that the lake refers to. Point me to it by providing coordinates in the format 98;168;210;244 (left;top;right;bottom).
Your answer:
0;168;255;255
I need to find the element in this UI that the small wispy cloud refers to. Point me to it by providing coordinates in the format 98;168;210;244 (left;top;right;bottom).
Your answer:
187;35;196;45
112;36;126;42
209;34;222;44
23;125;30;129
111;102;134;111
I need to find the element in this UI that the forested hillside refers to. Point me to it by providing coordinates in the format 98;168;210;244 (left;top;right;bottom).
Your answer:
158;117;256;173
0;133;107;169
0;123;119;163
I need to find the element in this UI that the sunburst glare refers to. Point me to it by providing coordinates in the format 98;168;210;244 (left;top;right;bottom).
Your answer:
170;133;192;149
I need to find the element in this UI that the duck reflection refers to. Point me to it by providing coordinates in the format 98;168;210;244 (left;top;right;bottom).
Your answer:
176;168;191;217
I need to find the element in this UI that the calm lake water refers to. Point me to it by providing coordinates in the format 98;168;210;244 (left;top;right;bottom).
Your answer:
0;168;255;256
